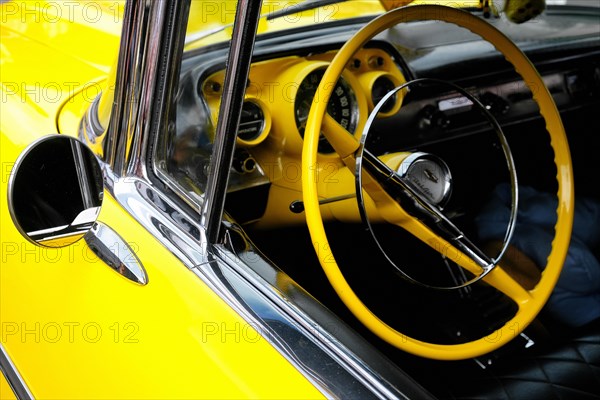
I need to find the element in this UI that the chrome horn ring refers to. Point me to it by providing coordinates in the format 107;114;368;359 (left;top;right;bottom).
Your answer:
355;78;519;289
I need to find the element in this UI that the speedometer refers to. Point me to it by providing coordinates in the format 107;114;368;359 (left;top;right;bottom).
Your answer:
295;69;358;154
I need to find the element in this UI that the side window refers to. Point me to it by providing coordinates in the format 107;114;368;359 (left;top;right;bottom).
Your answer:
153;2;235;207
167;73;214;196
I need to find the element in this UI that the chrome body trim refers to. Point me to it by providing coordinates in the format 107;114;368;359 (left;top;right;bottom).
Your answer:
105;0;189;179
107;172;208;267
0;343;33;400
79;95;104;146
210;242;421;400
192;257;379;399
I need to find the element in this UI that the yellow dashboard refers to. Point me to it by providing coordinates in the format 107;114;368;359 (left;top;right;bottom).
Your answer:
197;48;406;226
202;48;405;152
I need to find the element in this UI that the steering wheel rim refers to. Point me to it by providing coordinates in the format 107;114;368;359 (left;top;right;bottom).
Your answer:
301;5;574;360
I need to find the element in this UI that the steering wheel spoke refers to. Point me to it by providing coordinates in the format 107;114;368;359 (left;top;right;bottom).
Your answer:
322;113;360;160
484;265;534;305
358;149;494;277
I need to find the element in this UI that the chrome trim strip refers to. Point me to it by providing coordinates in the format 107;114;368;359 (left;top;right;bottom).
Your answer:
210;244;415;399
79;95;104;146
191;258;362;399
108;173;207;267
102;0;135;169
0;343;33;400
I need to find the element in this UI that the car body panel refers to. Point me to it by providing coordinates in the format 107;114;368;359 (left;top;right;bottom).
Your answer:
0;372;17;400
1;189;323;399
0;20;112;142
0;2;325;397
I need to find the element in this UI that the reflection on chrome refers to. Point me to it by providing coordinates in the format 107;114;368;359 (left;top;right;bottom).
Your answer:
85;222;148;285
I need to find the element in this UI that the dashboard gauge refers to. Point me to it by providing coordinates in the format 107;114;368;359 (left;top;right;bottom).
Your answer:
295;69;358;154
238;101;265;142
371;76;397;114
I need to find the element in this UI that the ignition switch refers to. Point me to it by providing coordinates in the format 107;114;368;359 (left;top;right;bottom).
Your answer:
232;149;257;174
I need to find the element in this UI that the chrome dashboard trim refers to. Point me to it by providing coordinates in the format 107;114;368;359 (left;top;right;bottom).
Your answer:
0;343;33;400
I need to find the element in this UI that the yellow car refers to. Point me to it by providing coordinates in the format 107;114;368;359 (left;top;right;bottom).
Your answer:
2;0;599;398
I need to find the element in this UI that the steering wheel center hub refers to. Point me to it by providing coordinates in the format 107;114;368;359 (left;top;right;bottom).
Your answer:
397;152;452;206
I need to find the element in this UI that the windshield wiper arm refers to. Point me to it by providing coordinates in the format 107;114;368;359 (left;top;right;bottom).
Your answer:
186;0;349;45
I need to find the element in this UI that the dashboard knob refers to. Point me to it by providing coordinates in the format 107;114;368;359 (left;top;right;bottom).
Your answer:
479;92;510;115
417;105;449;130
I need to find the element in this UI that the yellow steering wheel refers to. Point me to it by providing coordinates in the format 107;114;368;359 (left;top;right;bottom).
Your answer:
301;5;574;360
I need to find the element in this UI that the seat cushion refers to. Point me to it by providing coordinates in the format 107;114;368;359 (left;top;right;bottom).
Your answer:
443;322;600;399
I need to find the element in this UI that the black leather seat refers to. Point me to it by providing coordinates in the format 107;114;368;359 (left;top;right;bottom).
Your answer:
442;320;600;400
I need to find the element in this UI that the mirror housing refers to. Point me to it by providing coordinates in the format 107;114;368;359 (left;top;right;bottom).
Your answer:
8;135;104;247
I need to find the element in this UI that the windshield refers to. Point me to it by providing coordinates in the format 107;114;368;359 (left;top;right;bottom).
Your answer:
184;0;598;49
185;0;382;49
184;0;490;49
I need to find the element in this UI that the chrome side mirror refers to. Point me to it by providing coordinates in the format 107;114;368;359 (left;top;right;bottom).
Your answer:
8;135;103;247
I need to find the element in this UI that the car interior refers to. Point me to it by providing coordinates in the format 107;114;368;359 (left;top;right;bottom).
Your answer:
158;4;599;398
